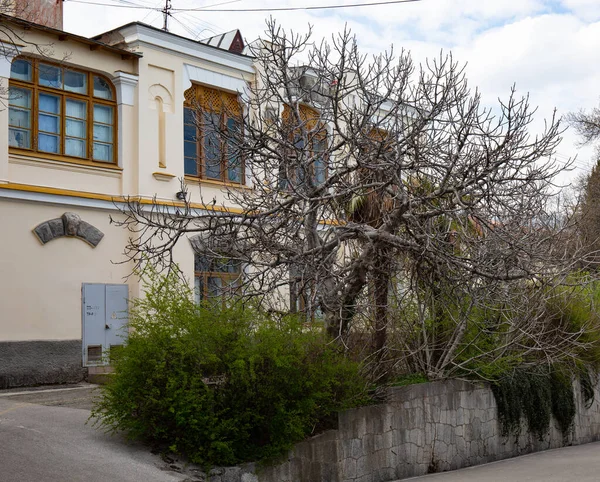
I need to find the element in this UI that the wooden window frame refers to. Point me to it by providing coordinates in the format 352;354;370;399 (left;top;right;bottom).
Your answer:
8;57;118;166
194;253;243;304
184;84;245;185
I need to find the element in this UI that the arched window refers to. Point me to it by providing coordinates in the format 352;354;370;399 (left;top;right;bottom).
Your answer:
184;84;243;184
8;58;117;164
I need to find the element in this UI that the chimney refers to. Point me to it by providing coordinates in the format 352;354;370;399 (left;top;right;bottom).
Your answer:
11;0;64;30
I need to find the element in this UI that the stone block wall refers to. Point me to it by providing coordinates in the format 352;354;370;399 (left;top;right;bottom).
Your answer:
257;378;600;482
0;340;87;388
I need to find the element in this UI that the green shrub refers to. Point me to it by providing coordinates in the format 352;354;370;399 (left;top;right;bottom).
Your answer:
392;373;429;387
91;271;368;466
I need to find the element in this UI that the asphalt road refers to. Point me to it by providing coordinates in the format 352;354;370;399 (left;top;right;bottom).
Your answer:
0;385;190;482
404;441;600;482
3;385;600;482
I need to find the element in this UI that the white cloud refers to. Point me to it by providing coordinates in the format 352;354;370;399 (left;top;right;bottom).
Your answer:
561;0;600;21
62;0;600;182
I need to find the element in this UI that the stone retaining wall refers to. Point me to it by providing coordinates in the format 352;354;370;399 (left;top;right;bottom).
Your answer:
257;378;600;482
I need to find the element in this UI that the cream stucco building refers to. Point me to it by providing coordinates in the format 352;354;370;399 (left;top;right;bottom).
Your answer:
0;3;255;387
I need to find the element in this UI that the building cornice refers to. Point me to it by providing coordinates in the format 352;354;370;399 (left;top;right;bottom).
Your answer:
0;182;245;214
115;24;254;74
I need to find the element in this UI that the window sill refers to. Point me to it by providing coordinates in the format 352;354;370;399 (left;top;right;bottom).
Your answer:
9;149;122;172
153;171;177;182
184;175;252;190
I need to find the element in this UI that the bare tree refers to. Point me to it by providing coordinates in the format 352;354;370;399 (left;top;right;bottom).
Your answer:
566;101;600;270
567;104;600;157
115;20;595;380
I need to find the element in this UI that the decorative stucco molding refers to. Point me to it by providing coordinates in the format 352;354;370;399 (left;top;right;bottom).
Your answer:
33;212;104;247
183;64;249;96
152;171;176;182
112;71;139;106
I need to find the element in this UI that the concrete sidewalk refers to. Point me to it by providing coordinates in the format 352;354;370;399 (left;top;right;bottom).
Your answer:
0;386;191;482
0;382;99;409
404;441;600;481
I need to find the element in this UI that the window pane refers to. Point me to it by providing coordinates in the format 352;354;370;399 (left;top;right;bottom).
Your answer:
184;107;195;125
93;76;112;99
184;124;196;141
66;99;86;119
184;141;196;159
9;108;30;128
203;112;221;178
185;157;198;176
221;258;241;273
39;93;60;114
185;138;198;176
220;277;239;300
39;114;60;134
207;276;223;298
204;123;221;179
313;138;327;185
94;104;113;124
10;59;32;82
93;142;112;162
296;166;307;186
194;254;210;272
93;124;113;142
39;64;62;89
205;157;220;179
9;128;30;148
194;276;203;304
66;119;86;138
38;133;59;153
64;70;87;94
65;138;86;157
9;87;31;108
228;162;242;183
314;157;326;185
226;117;241;183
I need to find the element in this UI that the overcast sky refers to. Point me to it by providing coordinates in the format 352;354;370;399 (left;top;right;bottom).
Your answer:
63;0;600;184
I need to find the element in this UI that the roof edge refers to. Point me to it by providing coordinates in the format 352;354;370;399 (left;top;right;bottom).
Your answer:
93;22;253;62
0;13;142;59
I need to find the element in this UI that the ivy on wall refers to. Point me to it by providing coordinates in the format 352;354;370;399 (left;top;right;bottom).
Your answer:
491;369;577;440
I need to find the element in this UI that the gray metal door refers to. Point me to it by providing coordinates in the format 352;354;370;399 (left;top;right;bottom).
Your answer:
82;283;129;366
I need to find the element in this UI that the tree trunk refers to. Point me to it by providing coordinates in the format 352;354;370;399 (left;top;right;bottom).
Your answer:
372;246;390;380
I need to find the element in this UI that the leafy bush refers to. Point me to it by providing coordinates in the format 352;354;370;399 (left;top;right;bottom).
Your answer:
544;280;600;369
91;271;368;466
392;373;429;387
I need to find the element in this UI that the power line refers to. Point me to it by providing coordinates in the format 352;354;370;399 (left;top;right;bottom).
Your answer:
65;0;155;9
169;14;203;37
140;0;164;22
176;10;225;35
174;12;222;38
65;0;422;14
190;0;242;10
171;0;422;13
114;0;157;7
